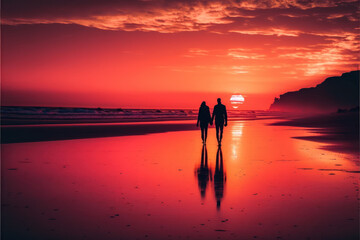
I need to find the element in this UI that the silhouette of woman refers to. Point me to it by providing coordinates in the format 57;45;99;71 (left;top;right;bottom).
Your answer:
214;146;226;210
195;145;212;199
196;101;211;144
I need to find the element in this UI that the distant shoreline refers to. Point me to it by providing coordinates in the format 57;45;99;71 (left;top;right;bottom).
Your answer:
1;117;283;144
1;121;198;144
2;112;359;157
1;116;284;126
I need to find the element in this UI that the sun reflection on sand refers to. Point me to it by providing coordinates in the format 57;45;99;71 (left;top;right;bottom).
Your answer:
230;121;244;161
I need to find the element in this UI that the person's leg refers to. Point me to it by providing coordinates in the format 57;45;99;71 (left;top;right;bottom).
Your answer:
204;126;208;143
201;127;205;142
215;125;220;143
219;125;224;143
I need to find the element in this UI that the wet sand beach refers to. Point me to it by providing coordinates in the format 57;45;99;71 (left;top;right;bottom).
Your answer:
271;112;359;154
2;119;359;240
1;121;198;144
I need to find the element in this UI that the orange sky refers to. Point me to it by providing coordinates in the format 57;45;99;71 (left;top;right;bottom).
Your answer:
1;0;359;109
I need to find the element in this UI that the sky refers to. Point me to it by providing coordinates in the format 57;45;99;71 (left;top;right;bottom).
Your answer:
1;0;359;109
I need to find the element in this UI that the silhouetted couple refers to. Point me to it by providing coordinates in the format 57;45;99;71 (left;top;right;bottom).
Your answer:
196;98;228;145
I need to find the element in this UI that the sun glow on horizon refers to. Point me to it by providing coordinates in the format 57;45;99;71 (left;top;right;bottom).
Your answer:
230;94;245;109
1;0;358;109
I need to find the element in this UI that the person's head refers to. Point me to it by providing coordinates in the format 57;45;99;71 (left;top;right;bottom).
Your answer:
201;101;206;108
217;98;221;104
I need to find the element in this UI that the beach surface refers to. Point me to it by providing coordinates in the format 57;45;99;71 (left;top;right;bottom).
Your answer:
271;112;359;154
2;118;359;240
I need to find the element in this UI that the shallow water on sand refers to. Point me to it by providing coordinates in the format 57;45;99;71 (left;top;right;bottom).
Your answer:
2;120;359;240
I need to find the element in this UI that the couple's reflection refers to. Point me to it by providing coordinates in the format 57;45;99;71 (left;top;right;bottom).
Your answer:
214;146;226;210
195;145;226;210
196;145;212;199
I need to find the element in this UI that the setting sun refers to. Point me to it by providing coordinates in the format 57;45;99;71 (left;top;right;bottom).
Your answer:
230;94;245;109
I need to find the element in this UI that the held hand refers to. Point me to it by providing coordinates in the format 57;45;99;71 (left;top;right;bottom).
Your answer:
196;123;199;127
224;122;227;127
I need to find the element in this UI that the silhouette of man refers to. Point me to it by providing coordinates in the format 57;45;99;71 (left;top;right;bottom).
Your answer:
211;98;228;145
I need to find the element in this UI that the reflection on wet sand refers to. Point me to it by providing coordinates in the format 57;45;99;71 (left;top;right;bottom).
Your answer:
214;146;226;210
195;145;212;199
195;145;227;210
231;121;244;161
2;120;359;239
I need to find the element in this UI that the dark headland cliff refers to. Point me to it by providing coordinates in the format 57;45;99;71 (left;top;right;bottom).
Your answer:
269;70;359;112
